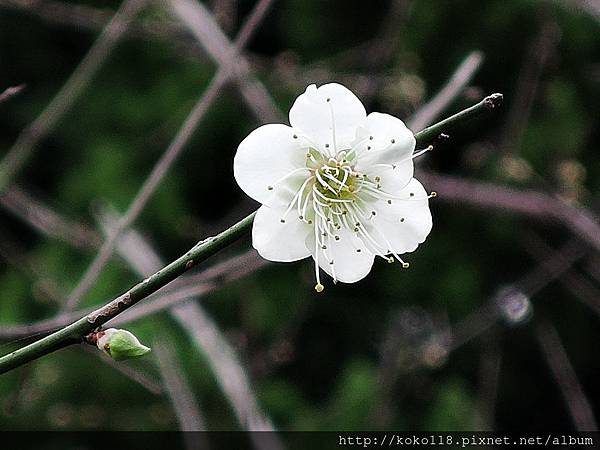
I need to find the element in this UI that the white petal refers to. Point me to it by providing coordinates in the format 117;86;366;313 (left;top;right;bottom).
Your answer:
252;205;312;262
289;83;367;152
310;227;375;283
355;112;415;170
234;124;308;207
367;160;414;195
370;178;433;254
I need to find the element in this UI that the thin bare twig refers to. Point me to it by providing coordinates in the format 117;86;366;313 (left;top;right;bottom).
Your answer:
81;345;163;395
420;171;600;254
448;232;591;353
153;340;206;432
476;333;502;430
521;232;600;317
0;84;25;104
409;51;484;131
167;0;282;123
63;71;227;311
550;0;600;23
0;96;503;373
0;0;147;190
0;229;65;304
63;0;277;311
535;321;598;431
98;208;277;433
0;0;210;61
500;20;561;155
0;249;266;341
0;185;100;251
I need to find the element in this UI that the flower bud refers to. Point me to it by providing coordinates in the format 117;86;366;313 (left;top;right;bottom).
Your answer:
96;328;151;361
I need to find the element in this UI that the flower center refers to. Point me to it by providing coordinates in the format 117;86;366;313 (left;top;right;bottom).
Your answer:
314;161;358;200
269;140;433;292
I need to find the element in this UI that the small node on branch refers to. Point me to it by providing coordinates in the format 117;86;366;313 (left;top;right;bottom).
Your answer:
483;93;503;109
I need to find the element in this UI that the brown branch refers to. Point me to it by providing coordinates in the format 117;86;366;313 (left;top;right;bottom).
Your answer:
476;333;502;430
0;250;267;341
63;0;276;311
409;51;484;131
521;232;600;317
499;19;561;155
0;0;148;191
0;185;100;251
0;84;25;104
535;321;598;431
153;340;207;432
167;0;283;123
98;208;277;433
420;171;600;253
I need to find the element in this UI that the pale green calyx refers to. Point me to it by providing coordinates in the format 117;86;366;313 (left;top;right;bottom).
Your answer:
96;328;151;361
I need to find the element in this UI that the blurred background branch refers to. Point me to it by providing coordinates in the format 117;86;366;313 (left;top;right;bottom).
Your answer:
0;0;598;435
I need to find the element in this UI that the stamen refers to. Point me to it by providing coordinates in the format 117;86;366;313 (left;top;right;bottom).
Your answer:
344;206;387;256
267;167;310;191
314;223;323;289
326;232;337;283
359;212;409;268
315;171;338;196
313;186;353;203
327;100;338;154
338;167;350;193
281;175;314;222
295;175;314;216
321;170;349;190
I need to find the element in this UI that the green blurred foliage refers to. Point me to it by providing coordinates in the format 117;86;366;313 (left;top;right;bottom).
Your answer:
0;0;599;434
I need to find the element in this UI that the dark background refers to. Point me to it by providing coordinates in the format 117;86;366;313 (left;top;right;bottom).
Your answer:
0;0;599;433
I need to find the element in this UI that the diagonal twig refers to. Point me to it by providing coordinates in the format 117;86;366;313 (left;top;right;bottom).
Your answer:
0;249;266;341
0;185;100;251
499;20;561;156
167;0;283;123
98;208;278;434
420;170;600;254
82;345;164;395
153;340;207;432
0;0;148;191
520;232;600;317
0;84;26;104
408;51;484;131
535;321;598;431
0;96;503;374
63;0;277;311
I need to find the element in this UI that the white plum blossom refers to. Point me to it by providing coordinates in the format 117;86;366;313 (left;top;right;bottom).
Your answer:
234;83;434;292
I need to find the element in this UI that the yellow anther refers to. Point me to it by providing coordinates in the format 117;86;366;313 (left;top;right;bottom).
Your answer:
315;283;324;293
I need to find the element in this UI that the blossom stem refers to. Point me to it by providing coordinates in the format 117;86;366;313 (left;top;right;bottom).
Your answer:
0;93;502;375
414;93;503;148
0;212;255;374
